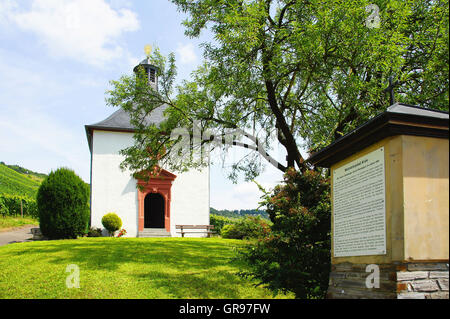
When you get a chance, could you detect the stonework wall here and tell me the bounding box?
[396,262,449,299]
[327,262,449,299]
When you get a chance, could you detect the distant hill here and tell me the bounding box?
[0,162,47,181]
[0,162,45,198]
[210,207,269,219]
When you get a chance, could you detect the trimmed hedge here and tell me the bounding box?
[101,213,122,236]
[37,168,89,239]
[0,194,38,218]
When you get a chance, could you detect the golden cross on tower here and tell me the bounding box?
[144,44,152,58]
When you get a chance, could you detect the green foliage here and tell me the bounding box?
[36,168,90,239]
[211,213,271,238]
[0,194,38,218]
[101,213,122,236]
[210,213,235,235]
[0,163,42,198]
[220,224,239,239]
[87,227,103,237]
[107,0,448,181]
[221,215,271,240]
[2,163,47,180]
[0,197,8,218]
[237,168,331,299]
[211,207,269,219]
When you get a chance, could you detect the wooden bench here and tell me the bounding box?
[176,225,215,238]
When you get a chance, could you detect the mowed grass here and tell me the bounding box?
[0,216,38,231]
[0,237,294,299]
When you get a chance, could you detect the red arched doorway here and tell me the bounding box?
[137,168,176,233]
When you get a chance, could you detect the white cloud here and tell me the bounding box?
[5,0,139,67]
[176,42,198,65]
[210,180,275,210]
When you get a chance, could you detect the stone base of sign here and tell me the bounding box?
[327,262,449,299]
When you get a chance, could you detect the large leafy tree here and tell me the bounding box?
[107,0,448,180]
[106,0,448,298]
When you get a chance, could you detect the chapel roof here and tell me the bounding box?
[85,104,168,152]
[87,104,167,131]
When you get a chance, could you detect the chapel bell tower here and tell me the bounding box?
[133,44,158,90]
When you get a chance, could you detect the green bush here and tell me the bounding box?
[221,215,270,240]
[36,168,89,239]
[237,168,331,299]
[101,213,122,236]
[87,227,103,237]
[210,214,234,235]
[220,224,240,239]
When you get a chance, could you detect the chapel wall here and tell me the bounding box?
[91,130,139,237]
[170,166,210,237]
[90,130,210,237]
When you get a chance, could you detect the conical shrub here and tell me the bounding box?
[37,168,89,239]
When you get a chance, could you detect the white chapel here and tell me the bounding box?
[85,57,210,237]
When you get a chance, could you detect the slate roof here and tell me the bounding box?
[307,103,449,167]
[85,104,168,152]
[133,58,159,73]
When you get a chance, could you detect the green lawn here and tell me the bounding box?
[0,237,294,299]
[0,216,38,231]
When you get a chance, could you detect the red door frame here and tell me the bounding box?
[137,169,177,232]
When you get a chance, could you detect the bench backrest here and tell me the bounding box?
[175,225,214,229]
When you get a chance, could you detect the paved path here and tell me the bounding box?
[0,226,34,246]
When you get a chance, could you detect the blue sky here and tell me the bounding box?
[0,0,285,210]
